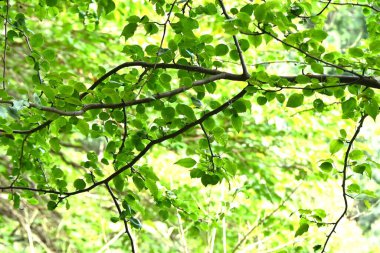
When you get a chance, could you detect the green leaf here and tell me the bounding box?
[49,137,60,152]
[47,201,57,210]
[254,4,267,22]
[286,94,304,108]
[349,150,364,161]
[369,40,380,53]
[319,161,333,172]
[146,179,158,198]
[110,217,119,223]
[348,47,364,57]
[132,176,145,190]
[329,139,344,154]
[257,96,267,105]
[76,119,90,136]
[295,223,309,237]
[201,174,220,186]
[311,62,324,74]
[175,158,196,168]
[176,104,196,120]
[313,99,324,112]
[58,85,74,96]
[353,163,369,175]
[276,94,285,103]
[121,23,138,40]
[231,114,243,133]
[341,97,357,117]
[28,198,39,205]
[232,100,247,113]
[113,175,125,192]
[52,167,64,178]
[13,193,20,209]
[30,34,44,48]
[215,44,229,56]
[102,0,116,14]
[161,107,175,121]
[365,99,379,120]
[73,179,86,190]
[310,30,328,41]
[347,183,360,194]
[130,217,142,229]
[46,0,58,7]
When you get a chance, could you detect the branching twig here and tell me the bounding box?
[0,14,43,84]
[321,115,367,253]
[1,84,249,198]
[136,0,177,98]
[217,0,249,77]
[232,184,300,252]
[255,26,362,77]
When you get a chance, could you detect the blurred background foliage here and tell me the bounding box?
[0,0,380,252]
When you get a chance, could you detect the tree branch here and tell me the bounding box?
[321,115,367,253]
[217,0,249,77]
[319,1,379,12]
[254,26,362,77]
[0,84,249,199]
[79,61,231,99]
[105,183,135,253]
[200,123,215,171]
[2,0,10,90]
[232,185,300,252]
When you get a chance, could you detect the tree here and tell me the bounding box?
[0,0,379,252]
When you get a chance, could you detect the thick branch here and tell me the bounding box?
[79,61,231,99]
[1,74,378,119]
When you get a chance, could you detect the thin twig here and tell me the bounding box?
[200,123,215,171]
[321,115,367,253]
[255,26,362,77]
[298,0,332,18]
[2,0,10,89]
[319,1,379,12]
[0,14,43,84]
[136,0,177,98]
[10,134,30,187]
[105,183,135,253]
[217,0,249,77]
[232,184,301,252]
[114,105,128,165]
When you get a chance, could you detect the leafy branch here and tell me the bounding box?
[319,1,380,12]
[105,183,135,253]
[321,115,367,253]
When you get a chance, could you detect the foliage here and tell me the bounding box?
[0,0,380,252]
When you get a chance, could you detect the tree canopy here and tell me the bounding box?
[1,0,380,252]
